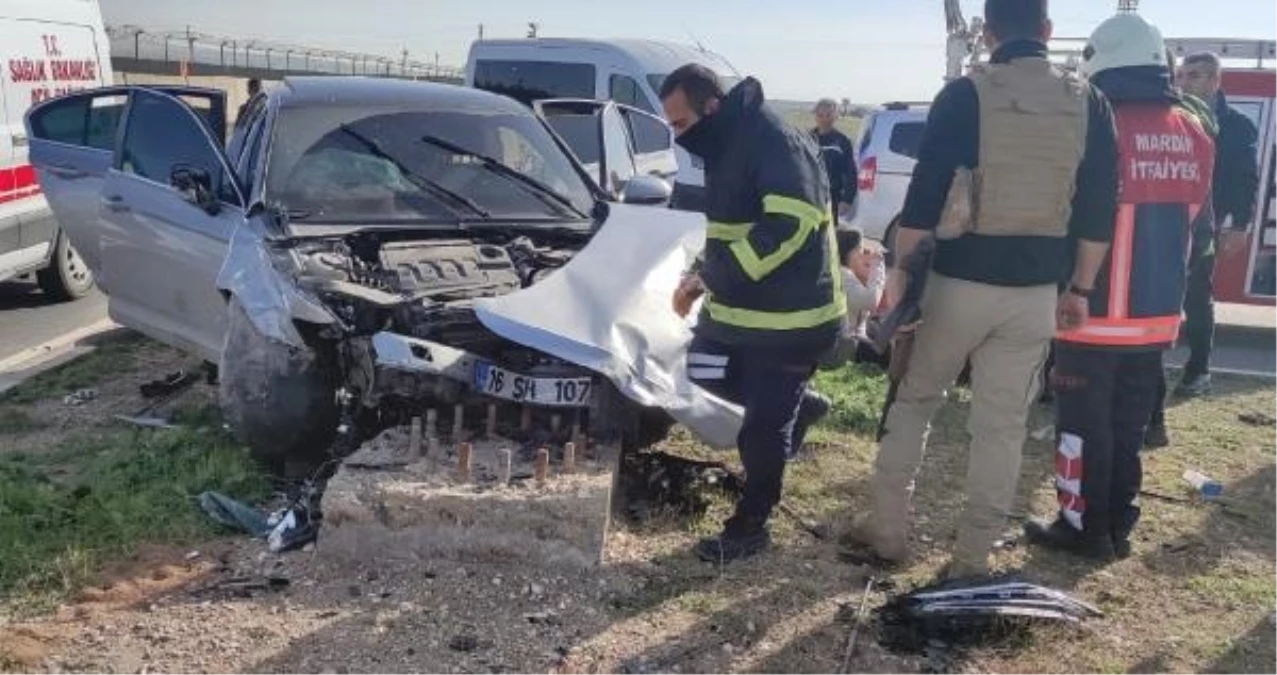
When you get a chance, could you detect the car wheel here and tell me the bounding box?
[37,234,94,301]
[218,298,338,469]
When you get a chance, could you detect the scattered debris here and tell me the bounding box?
[1238,411,1276,426]
[879,575,1101,658]
[1182,469,1224,500]
[1029,424,1055,442]
[63,388,97,406]
[139,370,198,399]
[190,575,290,599]
[184,551,201,561]
[839,577,875,674]
[198,491,271,536]
[448,634,480,652]
[113,414,177,430]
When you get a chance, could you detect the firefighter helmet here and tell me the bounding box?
[1080,12,1167,77]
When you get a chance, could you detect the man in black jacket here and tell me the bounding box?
[663,65,845,562]
[1144,51,1260,448]
[812,98,859,222]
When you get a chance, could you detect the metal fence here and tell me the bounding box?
[106,25,465,81]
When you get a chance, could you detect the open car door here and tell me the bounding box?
[27,86,241,360]
[535,98,674,205]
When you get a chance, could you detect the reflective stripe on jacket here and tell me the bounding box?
[676,78,844,348]
[1058,100,1215,348]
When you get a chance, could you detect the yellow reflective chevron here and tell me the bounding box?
[705,224,847,331]
[706,221,751,241]
[725,194,829,281]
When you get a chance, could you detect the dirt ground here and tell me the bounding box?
[1,337,1274,674]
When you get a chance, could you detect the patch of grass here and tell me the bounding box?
[1187,574,1276,608]
[676,590,728,616]
[1,334,146,404]
[811,363,890,434]
[0,408,45,435]
[0,421,268,614]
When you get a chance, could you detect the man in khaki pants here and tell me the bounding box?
[846,0,1119,579]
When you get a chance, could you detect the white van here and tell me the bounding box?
[465,38,741,212]
[1,0,113,299]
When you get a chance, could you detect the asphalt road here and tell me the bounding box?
[0,279,109,363]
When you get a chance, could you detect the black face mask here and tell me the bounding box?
[674,105,727,166]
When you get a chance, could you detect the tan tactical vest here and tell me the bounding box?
[936,57,1089,239]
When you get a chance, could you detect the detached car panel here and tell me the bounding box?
[25,77,740,463]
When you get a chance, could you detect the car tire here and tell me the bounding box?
[218,298,338,469]
[37,234,94,301]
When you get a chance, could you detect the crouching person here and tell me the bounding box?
[820,228,889,369]
[1024,12,1216,560]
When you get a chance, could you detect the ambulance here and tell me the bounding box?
[1,0,113,300]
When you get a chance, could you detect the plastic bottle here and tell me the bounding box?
[1182,469,1223,500]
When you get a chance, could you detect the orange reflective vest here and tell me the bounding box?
[1058,101,1215,348]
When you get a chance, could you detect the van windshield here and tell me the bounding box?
[647,72,742,96]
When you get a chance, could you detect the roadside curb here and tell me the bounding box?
[0,319,123,394]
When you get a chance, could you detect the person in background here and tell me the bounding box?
[663,65,844,562]
[1024,11,1215,559]
[812,98,859,223]
[845,0,1119,579]
[236,78,262,124]
[1144,50,1259,447]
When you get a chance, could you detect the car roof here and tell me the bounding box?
[272,76,529,113]
[470,38,738,76]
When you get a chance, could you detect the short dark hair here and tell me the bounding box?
[247,78,262,92]
[984,0,1048,42]
[836,228,864,262]
[658,63,724,111]
[1183,51,1222,74]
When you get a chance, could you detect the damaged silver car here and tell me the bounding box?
[25,78,711,467]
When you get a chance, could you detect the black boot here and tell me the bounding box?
[1023,517,1116,561]
[695,515,770,563]
[1143,420,1170,449]
[788,390,832,462]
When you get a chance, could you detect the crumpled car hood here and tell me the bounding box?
[473,203,744,449]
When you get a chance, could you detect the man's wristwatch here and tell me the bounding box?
[1067,283,1093,298]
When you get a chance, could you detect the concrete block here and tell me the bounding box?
[320,427,619,571]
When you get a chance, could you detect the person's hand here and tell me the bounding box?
[1056,291,1089,331]
[673,274,705,318]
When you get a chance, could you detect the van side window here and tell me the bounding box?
[608,75,655,114]
[473,61,595,107]
[888,122,925,160]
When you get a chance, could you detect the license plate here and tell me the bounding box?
[473,361,593,407]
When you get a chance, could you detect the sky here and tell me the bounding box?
[99,0,1277,102]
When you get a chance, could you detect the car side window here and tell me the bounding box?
[120,90,240,205]
[619,108,671,155]
[888,121,925,160]
[28,93,127,151]
[609,75,656,114]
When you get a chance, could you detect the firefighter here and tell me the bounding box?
[1024,12,1216,559]
[1145,49,1259,447]
[662,64,845,562]
[845,0,1120,579]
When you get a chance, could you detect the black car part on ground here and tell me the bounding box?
[878,574,1102,660]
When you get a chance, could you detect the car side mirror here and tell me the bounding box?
[171,165,221,216]
[620,174,673,206]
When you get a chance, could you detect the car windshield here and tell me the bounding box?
[264,105,595,223]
